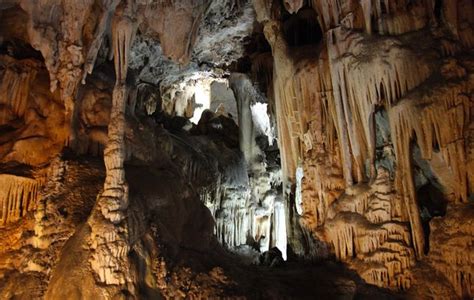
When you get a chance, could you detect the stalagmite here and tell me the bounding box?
[0,0,472,298]
[88,0,136,287]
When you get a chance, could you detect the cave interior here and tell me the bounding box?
[0,0,473,299]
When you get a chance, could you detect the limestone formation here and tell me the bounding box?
[0,0,472,299]
[0,174,42,225]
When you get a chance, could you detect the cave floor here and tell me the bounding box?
[226,261,401,299]
[0,156,420,299]
[173,246,402,299]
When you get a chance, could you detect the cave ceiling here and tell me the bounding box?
[0,0,473,299]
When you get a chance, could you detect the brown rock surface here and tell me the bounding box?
[0,0,472,298]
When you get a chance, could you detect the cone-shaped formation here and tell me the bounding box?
[0,0,472,298]
[254,0,474,294]
[0,174,42,225]
[88,0,136,286]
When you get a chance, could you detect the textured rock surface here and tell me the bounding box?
[253,0,474,296]
[0,0,473,298]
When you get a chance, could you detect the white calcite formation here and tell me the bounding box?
[198,73,287,259]
[0,0,472,298]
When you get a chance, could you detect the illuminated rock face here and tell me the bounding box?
[0,174,42,225]
[253,0,474,297]
[0,0,473,298]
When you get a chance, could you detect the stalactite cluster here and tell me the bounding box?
[428,204,474,297]
[254,0,474,295]
[0,55,38,124]
[0,174,42,225]
[0,0,472,298]
[323,167,415,289]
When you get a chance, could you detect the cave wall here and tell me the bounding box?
[253,0,473,296]
[0,1,286,297]
[0,0,472,298]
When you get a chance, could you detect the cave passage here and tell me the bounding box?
[417,182,447,254]
[0,0,472,299]
[282,7,323,47]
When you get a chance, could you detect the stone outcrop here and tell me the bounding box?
[0,0,473,298]
[253,0,474,296]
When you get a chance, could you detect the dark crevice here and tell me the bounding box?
[379,82,386,102]
[434,0,443,20]
[0,5,43,61]
[410,139,448,255]
[380,1,388,14]
[282,8,322,47]
[0,40,44,61]
[416,182,447,254]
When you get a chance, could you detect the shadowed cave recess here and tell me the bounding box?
[0,0,473,299]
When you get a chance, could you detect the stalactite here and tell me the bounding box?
[300,149,345,233]
[19,0,180,149]
[0,56,38,125]
[20,0,96,145]
[468,119,474,196]
[313,0,433,35]
[212,184,252,249]
[82,0,121,83]
[230,73,261,164]
[283,0,304,14]
[251,53,273,93]
[255,0,473,293]
[189,74,287,258]
[428,204,474,298]
[323,175,416,290]
[200,143,286,257]
[360,0,432,35]
[327,27,432,186]
[264,21,337,184]
[20,0,61,93]
[297,143,416,287]
[0,175,42,226]
[311,0,343,32]
[263,21,293,183]
[388,79,470,258]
